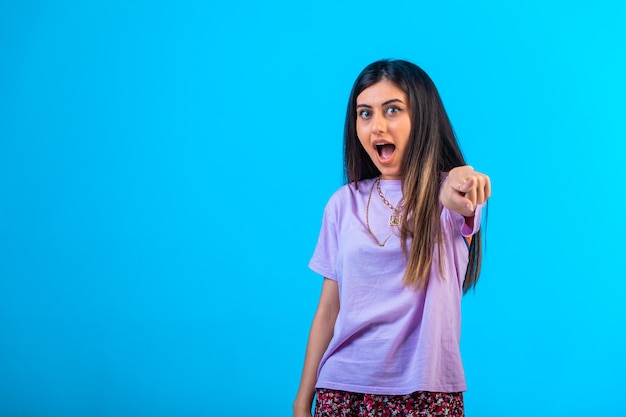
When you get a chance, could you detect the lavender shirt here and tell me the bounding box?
[309,178,482,395]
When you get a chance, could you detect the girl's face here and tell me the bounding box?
[356,79,411,180]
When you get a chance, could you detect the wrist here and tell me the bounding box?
[293,397,313,412]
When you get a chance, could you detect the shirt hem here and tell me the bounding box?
[315,381,467,395]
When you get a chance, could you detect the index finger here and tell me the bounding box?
[457,178,474,193]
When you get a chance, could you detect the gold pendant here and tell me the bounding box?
[389,213,400,226]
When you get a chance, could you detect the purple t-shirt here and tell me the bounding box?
[309,178,482,395]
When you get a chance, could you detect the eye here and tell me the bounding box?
[358,109,371,118]
[386,106,402,115]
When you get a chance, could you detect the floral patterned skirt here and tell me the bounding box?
[314,388,464,417]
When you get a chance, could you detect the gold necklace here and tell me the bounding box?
[376,178,402,226]
[366,179,390,246]
[366,177,401,247]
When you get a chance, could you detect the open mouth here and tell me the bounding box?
[375,143,396,160]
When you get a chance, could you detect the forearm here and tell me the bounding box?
[293,309,337,414]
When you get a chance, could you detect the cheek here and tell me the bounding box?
[355,121,366,137]
[356,125,368,146]
[395,119,412,143]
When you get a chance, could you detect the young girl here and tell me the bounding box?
[293,59,491,417]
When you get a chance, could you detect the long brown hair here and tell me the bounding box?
[344,59,482,293]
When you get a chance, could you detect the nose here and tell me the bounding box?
[371,112,386,134]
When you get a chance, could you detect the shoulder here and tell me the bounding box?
[326,178,376,207]
[319,179,376,223]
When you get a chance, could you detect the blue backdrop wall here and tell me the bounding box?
[1,1,624,416]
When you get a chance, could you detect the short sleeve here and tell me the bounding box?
[308,197,339,281]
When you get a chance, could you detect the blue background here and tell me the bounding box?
[1,1,624,416]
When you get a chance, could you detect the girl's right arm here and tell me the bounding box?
[293,278,340,417]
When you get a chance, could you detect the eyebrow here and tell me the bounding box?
[356,98,405,108]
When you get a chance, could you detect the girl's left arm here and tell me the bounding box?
[440,165,491,227]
